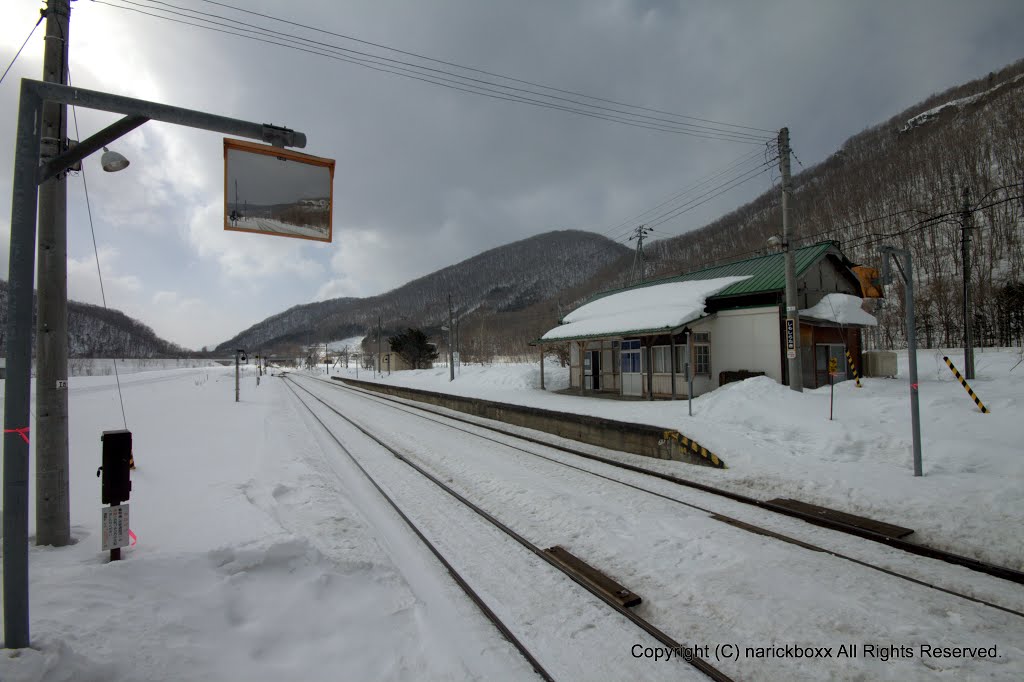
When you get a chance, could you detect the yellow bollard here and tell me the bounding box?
[845,350,862,388]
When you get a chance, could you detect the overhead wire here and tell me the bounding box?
[68,70,129,430]
[91,0,774,143]
[594,146,772,238]
[191,0,778,134]
[0,12,44,87]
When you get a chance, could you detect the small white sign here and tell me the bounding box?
[787,349,797,359]
[453,352,460,363]
[102,504,129,551]
[56,379,68,389]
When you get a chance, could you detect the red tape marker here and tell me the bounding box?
[4,427,30,443]
[128,529,137,546]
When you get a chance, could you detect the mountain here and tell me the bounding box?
[227,58,1024,359]
[0,280,187,358]
[215,230,630,353]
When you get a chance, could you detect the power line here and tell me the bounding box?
[92,0,774,143]
[0,12,44,87]
[192,0,777,134]
[594,146,772,238]
[645,163,775,230]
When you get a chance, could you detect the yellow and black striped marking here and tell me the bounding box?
[844,350,862,388]
[942,356,990,413]
[662,430,727,468]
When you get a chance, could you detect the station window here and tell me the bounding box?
[693,333,711,376]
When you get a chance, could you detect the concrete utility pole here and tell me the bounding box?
[961,187,976,380]
[779,127,803,392]
[628,224,652,285]
[36,0,72,549]
[448,293,455,381]
[377,316,382,377]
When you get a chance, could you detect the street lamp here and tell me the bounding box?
[100,146,129,172]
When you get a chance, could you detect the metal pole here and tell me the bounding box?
[779,127,803,391]
[377,316,382,377]
[35,0,72,550]
[448,294,455,382]
[235,351,240,402]
[539,345,545,390]
[686,360,693,417]
[903,251,923,476]
[880,246,923,476]
[669,333,677,400]
[646,342,653,401]
[961,187,975,379]
[3,80,44,652]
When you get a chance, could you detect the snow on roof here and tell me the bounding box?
[800,293,877,326]
[541,276,750,341]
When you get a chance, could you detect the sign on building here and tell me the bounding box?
[786,319,796,359]
[224,138,336,243]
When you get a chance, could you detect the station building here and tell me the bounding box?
[537,241,878,399]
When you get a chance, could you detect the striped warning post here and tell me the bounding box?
[844,350,862,388]
[662,430,727,468]
[942,356,990,413]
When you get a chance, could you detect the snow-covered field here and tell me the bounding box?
[0,349,1021,680]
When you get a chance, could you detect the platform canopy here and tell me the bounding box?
[540,276,750,342]
[800,293,877,326]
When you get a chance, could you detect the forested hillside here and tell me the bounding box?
[216,230,630,353]
[645,59,1024,352]
[0,280,187,358]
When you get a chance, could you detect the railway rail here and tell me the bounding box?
[293,372,1024,620]
[283,376,733,681]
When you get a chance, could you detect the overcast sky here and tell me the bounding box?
[2,0,1023,349]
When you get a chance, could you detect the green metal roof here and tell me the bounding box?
[590,241,840,304]
[659,241,838,297]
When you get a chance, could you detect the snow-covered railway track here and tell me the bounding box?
[283,373,1024,680]
[283,376,730,682]
[299,374,1024,621]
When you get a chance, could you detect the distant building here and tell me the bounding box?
[537,241,878,398]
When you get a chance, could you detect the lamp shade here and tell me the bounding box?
[100,147,129,172]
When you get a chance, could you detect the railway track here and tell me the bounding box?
[294,372,1024,620]
[283,376,732,681]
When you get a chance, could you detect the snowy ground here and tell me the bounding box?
[337,348,1024,569]
[0,349,1021,680]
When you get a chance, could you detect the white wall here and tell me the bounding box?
[710,307,782,388]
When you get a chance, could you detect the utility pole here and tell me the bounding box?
[324,342,328,375]
[377,316,382,377]
[628,225,652,285]
[36,0,73,548]
[779,127,803,392]
[961,187,976,379]
[448,293,455,381]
